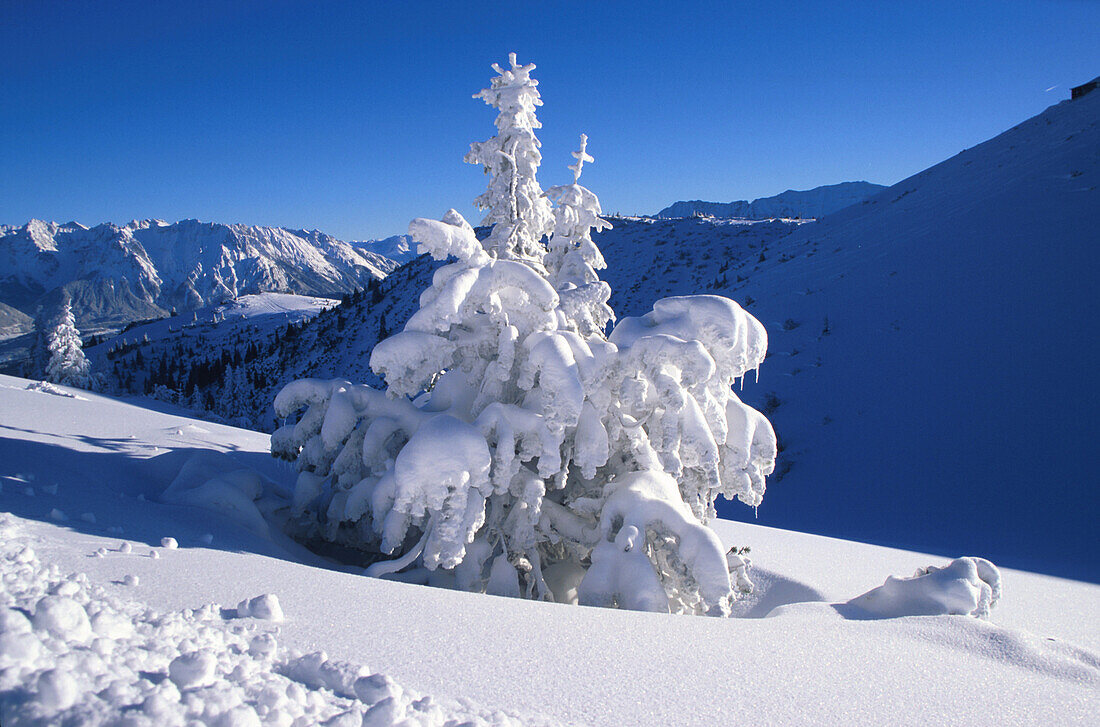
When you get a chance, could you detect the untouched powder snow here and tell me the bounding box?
[1,374,1098,725]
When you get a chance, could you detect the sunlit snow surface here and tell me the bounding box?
[1,375,1097,725]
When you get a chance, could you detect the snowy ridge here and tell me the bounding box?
[0,219,399,333]
[655,181,886,220]
[350,234,418,265]
[1,375,1097,725]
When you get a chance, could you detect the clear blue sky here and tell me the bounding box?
[2,0,1097,240]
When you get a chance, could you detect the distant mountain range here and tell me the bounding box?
[655,181,887,220]
[349,234,418,265]
[0,219,398,334]
[0,184,884,340]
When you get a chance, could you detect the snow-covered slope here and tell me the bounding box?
[276,92,1097,583]
[594,216,804,314]
[1,375,1097,726]
[656,181,886,220]
[47,96,1097,586]
[719,92,1100,581]
[91,292,340,355]
[80,292,339,425]
[0,219,398,333]
[0,302,32,339]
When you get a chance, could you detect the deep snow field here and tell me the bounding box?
[1,374,1097,725]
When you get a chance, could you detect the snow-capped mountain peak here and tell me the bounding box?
[0,219,401,333]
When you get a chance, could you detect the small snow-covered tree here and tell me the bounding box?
[43,296,91,388]
[543,133,614,337]
[273,56,778,616]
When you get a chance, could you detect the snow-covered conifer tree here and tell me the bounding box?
[43,296,91,389]
[464,52,554,263]
[273,56,778,616]
[221,365,238,414]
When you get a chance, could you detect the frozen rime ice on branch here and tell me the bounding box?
[272,55,778,615]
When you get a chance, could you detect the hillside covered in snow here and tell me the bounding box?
[157,90,1095,584]
[1,375,1097,725]
[655,181,886,220]
[719,89,1100,582]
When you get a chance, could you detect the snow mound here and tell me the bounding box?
[844,557,1003,619]
[23,380,82,399]
[237,593,285,622]
[162,452,271,537]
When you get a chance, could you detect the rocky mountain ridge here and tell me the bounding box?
[0,218,398,334]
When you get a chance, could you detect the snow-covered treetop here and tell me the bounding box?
[464,53,554,263]
[568,133,594,184]
[544,135,614,336]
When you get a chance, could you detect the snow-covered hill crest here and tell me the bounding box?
[656,181,886,220]
[0,219,399,332]
[349,234,418,265]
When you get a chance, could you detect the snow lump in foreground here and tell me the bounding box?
[845,556,1003,619]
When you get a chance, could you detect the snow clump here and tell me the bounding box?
[33,595,92,642]
[237,594,285,622]
[846,557,1003,619]
[168,650,217,689]
[23,380,78,398]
